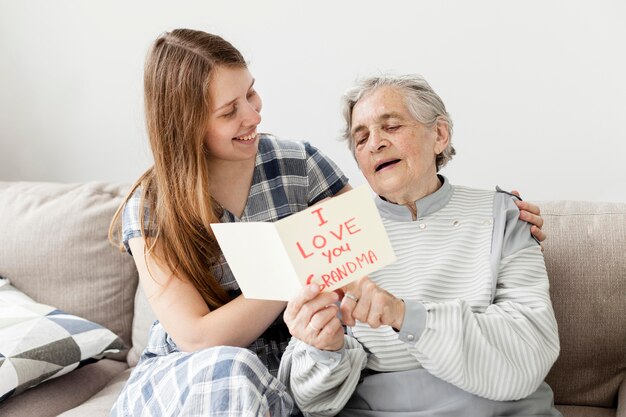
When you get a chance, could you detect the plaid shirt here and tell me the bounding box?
[121,134,348,376]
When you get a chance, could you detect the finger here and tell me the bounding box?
[310,304,339,331]
[368,289,397,328]
[352,281,375,324]
[531,225,547,243]
[510,190,521,198]
[287,285,338,324]
[519,210,544,230]
[321,317,345,345]
[317,317,345,351]
[307,322,321,333]
[350,299,370,325]
[338,279,366,326]
[284,284,321,321]
[366,293,385,328]
[290,292,338,341]
[340,293,358,326]
[343,291,359,303]
[308,305,338,335]
[381,298,404,330]
[295,291,339,329]
[380,303,397,329]
[321,317,344,339]
[516,199,541,216]
[306,305,343,351]
[340,281,360,299]
[334,288,345,300]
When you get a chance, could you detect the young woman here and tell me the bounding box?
[109,29,546,417]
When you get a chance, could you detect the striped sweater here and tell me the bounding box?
[278,177,560,416]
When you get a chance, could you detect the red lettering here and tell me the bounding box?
[321,273,333,287]
[345,218,361,235]
[296,241,314,259]
[329,224,344,240]
[306,274,315,285]
[311,207,328,226]
[336,264,348,280]
[312,235,327,249]
[355,253,369,268]
[367,250,378,263]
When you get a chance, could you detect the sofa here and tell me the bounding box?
[0,181,624,417]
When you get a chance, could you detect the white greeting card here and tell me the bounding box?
[211,185,396,300]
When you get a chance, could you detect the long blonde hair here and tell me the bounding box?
[109,29,247,310]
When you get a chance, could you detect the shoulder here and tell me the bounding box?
[492,187,539,257]
[121,186,153,254]
[452,184,496,201]
[444,183,496,217]
[122,186,144,225]
[258,134,333,160]
[493,187,523,218]
[257,134,310,159]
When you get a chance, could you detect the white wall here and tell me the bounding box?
[1,0,625,202]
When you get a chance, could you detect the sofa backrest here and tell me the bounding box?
[3,181,622,405]
[540,200,626,408]
[0,181,139,350]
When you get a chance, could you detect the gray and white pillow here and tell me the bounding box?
[0,278,125,401]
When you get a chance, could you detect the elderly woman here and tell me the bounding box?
[279,74,561,417]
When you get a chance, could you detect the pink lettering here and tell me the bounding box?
[297,241,314,259]
[311,207,328,226]
[345,217,361,235]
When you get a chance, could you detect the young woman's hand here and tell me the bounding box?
[511,190,547,244]
[284,285,345,351]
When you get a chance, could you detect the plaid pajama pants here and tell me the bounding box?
[110,325,295,417]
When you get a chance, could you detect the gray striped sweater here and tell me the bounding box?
[278,177,560,416]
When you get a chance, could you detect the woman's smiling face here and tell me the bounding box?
[204,65,263,164]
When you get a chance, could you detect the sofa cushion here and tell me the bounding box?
[0,279,125,401]
[0,359,128,417]
[57,367,132,417]
[541,201,626,409]
[0,182,139,348]
[555,405,616,417]
[126,285,156,368]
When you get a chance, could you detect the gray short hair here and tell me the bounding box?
[341,74,456,171]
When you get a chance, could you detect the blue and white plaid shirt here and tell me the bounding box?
[121,134,348,376]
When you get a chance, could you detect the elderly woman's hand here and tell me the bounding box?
[284,284,345,351]
[510,190,546,244]
[339,276,405,329]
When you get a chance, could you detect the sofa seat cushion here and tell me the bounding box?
[58,368,132,417]
[556,404,616,417]
[0,359,128,417]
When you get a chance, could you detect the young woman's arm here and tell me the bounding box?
[129,237,286,352]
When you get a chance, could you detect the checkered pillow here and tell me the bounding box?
[0,278,125,401]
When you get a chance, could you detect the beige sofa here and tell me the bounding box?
[0,181,624,417]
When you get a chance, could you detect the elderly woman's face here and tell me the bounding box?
[351,86,448,204]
